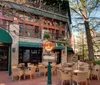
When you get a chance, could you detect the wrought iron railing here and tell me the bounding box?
[19,29,41,39]
[49,33,65,41]
[5,0,68,16]
[0,24,10,31]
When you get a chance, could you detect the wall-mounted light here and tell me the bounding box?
[12,48,16,52]
[0,42,4,46]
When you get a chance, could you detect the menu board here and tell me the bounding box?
[23,49,30,62]
[42,52,56,62]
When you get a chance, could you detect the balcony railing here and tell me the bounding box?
[3,0,67,16]
[40,5,67,16]
[19,29,41,39]
[0,24,10,32]
[49,33,65,41]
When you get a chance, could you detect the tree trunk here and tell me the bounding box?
[84,20,94,60]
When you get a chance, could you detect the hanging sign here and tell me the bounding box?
[42,41,56,62]
[42,41,55,52]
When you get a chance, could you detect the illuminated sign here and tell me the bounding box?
[42,41,55,52]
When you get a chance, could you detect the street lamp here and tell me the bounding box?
[42,41,56,85]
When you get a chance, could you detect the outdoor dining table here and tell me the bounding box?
[64,69,88,85]
[19,66,31,70]
[73,70,88,73]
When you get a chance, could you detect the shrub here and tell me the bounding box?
[43,33,50,39]
[94,60,100,65]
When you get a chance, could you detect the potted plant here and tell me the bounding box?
[57,42,63,46]
[43,32,50,40]
[94,60,100,65]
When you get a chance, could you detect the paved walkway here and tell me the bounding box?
[0,72,100,85]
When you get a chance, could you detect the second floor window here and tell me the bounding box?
[19,24,41,38]
[34,26,39,38]
[19,24,24,36]
[62,31,65,37]
[56,30,59,40]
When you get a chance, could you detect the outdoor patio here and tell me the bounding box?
[0,72,100,85]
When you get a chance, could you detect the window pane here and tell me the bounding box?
[56,30,59,40]
[29,26,33,37]
[19,24,24,36]
[23,49,30,62]
[34,26,39,38]
[25,25,28,37]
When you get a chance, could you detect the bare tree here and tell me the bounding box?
[69,0,100,60]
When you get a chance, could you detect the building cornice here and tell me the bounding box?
[0,1,69,22]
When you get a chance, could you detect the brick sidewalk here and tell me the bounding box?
[0,72,100,85]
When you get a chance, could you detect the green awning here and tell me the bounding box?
[67,47,74,53]
[19,41,64,50]
[0,29,12,44]
[55,46,64,50]
[19,41,42,48]
[67,47,73,51]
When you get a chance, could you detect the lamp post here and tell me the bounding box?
[42,41,55,85]
[47,61,52,85]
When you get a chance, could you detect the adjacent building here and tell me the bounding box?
[92,32,100,59]
[0,0,73,75]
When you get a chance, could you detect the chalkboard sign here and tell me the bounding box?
[23,49,30,62]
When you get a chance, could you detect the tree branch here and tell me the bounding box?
[70,7,82,16]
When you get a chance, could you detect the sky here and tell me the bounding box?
[71,3,100,36]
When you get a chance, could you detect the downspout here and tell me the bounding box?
[8,45,12,76]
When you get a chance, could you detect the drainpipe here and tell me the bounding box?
[8,45,12,76]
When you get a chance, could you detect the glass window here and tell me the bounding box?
[19,24,24,36]
[19,24,40,38]
[2,20,10,30]
[0,46,8,71]
[25,25,28,37]
[29,26,33,37]
[62,31,65,36]
[66,22,71,38]
[30,49,42,63]
[19,48,23,63]
[56,30,59,40]
[23,49,30,62]
[25,25,31,37]
[34,26,39,38]
[19,48,42,64]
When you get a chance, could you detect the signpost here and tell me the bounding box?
[42,41,55,85]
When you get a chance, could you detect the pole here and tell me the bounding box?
[8,45,12,76]
[47,62,52,85]
[82,28,84,60]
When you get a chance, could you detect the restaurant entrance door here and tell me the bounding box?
[0,46,9,71]
[53,49,61,64]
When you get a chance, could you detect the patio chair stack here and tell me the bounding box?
[24,65,37,79]
[52,65,57,75]
[12,65,24,81]
[38,65,47,77]
[72,71,88,85]
[91,65,100,81]
[56,62,91,85]
[57,69,71,85]
[17,63,25,68]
